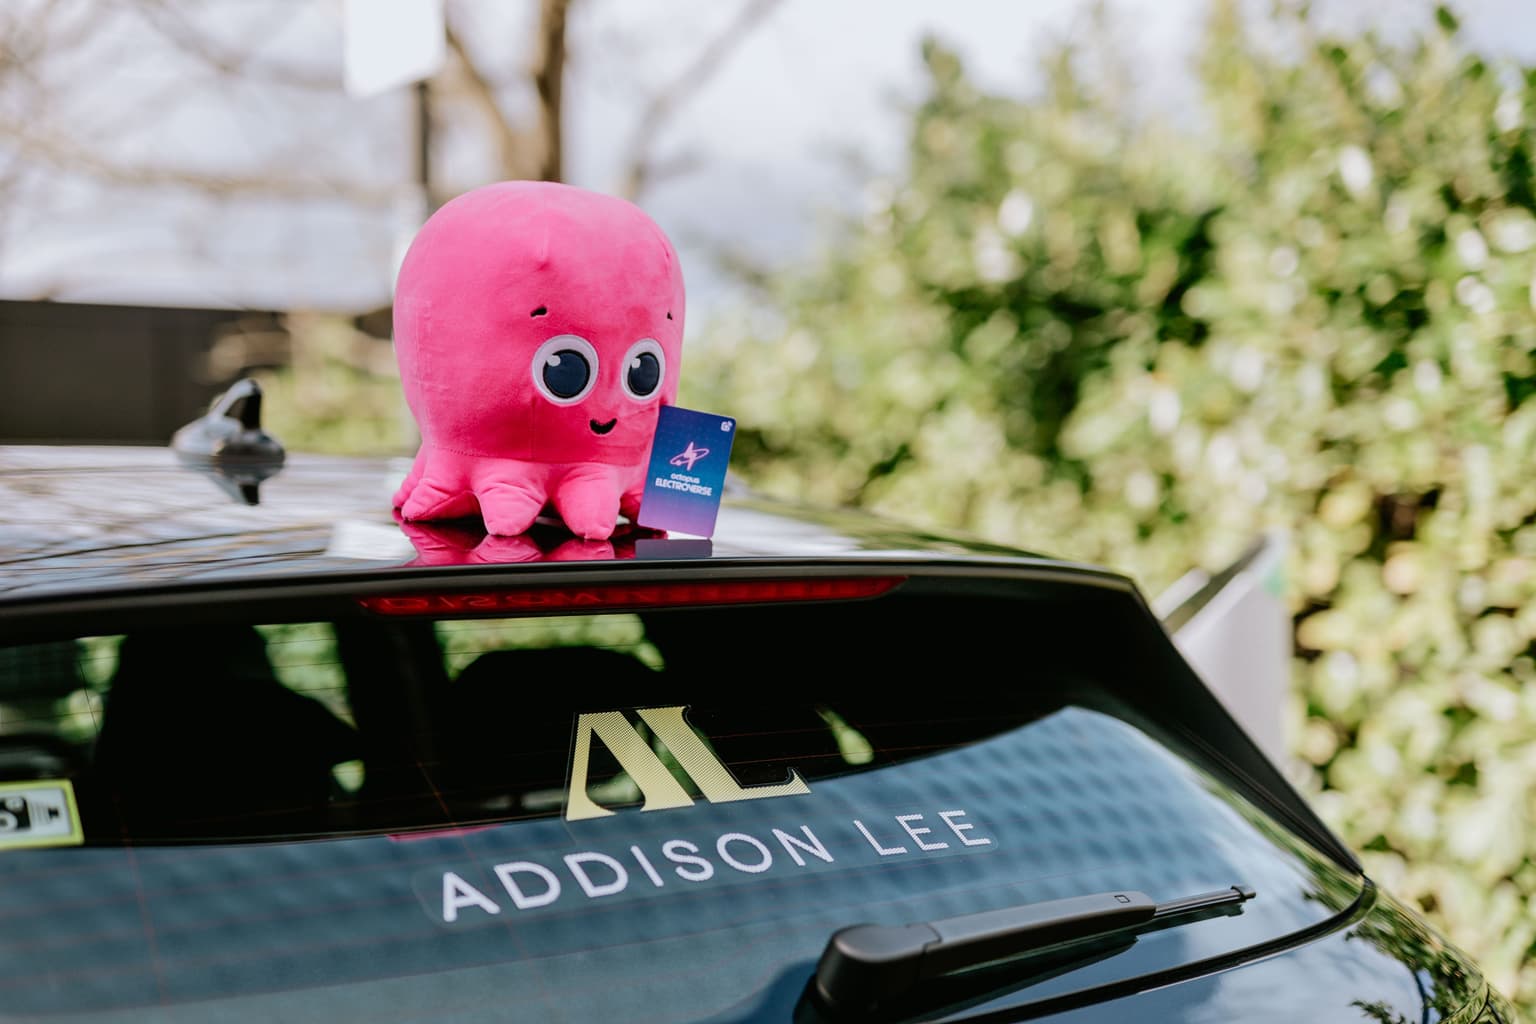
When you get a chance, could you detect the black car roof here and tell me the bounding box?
[0,445,1121,605]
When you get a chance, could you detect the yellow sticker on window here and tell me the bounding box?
[564,706,810,821]
[0,779,83,851]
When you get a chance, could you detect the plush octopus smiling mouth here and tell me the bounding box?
[390,180,685,541]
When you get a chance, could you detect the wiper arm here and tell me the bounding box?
[812,884,1254,1017]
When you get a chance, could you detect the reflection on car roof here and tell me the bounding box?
[0,445,1094,602]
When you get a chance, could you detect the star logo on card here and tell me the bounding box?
[669,442,710,472]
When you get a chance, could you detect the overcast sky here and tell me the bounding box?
[1,0,1533,320]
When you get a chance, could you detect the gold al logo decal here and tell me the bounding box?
[565,706,810,821]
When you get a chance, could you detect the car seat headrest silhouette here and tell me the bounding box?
[92,626,359,837]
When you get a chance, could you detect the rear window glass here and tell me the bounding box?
[0,593,1360,1022]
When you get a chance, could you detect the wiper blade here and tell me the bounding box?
[811,884,1254,1017]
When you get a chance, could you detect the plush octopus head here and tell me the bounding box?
[391,181,685,540]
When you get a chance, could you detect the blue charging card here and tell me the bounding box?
[636,406,735,537]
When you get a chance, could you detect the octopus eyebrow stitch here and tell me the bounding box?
[531,306,548,317]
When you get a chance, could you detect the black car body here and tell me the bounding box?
[0,442,1517,1023]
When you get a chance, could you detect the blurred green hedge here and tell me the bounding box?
[686,1,1536,1007]
[253,314,413,458]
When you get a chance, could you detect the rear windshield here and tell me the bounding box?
[0,587,1360,1022]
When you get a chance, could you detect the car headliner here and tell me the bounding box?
[0,445,1119,604]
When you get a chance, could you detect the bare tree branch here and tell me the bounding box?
[618,0,783,199]
[5,0,100,62]
[0,119,398,205]
[444,20,533,181]
[704,241,777,296]
[529,0,571,182]
[444,0,571,183]
[643,147,705,185]
[133,0,344,92]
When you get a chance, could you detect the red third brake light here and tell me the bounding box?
[358,577,905,616]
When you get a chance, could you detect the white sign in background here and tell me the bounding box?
[343,0,446,99]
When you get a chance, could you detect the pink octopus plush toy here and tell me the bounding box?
[392,180,685,540]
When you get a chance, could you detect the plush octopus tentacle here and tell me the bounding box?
[550,463,628,541]
[618,479,646,523]
[398,450,480,522]
[470,461,552,538]
[392,448,429,510]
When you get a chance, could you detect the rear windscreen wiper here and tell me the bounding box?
[811,884,1254,1018]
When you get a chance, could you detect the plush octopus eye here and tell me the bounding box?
[621,338,665,401]
[531,335,599,404]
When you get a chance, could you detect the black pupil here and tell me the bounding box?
[628,352,661,396]
[542,350,590,399]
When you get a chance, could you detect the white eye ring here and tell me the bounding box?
[530,334,599,405]
[620,338,666,402]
